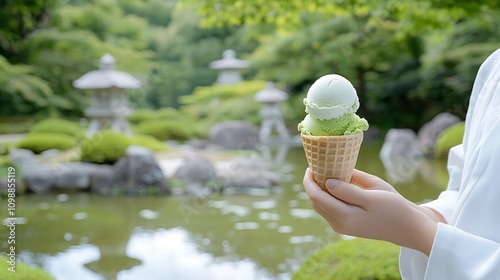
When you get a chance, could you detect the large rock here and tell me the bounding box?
[53,162,114,191]
[219,156,282,189]
[89,166,115,195]
[172,153,220,197]
[173,154,217,183]
[21,164,56,194]
[379,129,422,183]
[9,149,54,194]
[209,121,260,150]
[22,162,112,194]
[418,112,461,157]
[113,145,169,195]
[52,163,91,190]
[8,147,169,195]
[9,148,36,169]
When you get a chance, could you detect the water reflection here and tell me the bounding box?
[40,245,102,279]
[39,229,279,280]
[121,228,278,280]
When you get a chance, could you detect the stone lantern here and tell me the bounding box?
[209,49,249,84]
[254,82,290,143]
[73,54,141,136]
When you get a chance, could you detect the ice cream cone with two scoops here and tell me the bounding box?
[298,74,368,191]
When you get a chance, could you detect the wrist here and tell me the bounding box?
[410,203,447,224]
[411,209,438,256]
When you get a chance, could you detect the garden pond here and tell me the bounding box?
[0,140,448,280]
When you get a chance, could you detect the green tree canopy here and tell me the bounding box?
[181,0,499,129]
[0,0,59,61]
[186,0,499,33]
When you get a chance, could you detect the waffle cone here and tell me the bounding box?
[301,133,363,191]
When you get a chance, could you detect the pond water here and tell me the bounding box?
[0,139,448,280]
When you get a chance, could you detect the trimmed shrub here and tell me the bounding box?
[30,118,84,138]
[135,120,193,141]
[0,255,54,280]
[434,121,465,159]
[129,134,167,151]
[127,108,158,125]
[180,81,265,126]
[17,133,76,154]
[179,80,279,136]
[80,130,129,164]
[293,238,401,280]
[0,142,10,155]
[0,155,10,166]
[155,107,182,120]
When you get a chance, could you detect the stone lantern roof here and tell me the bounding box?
[73,54,141,89]
[209,49,249,70]
[254,82,288,103]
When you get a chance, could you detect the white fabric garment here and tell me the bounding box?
[399,48,500,279]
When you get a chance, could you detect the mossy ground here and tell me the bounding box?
[293,238,401,280]
[0,255,54,280]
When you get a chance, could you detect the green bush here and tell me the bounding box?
[0,255,54,280]
[17,133,76,154]
[30,118,84,138]
[0,142,11,155]
[293,238,401,280]
[129,134,167,151]
[155,107,182,120]
[80,130,130,164]
[434,121,465,159]
[135,120,194,141]
[127,108,158,125]
[128,107,203,140]
[179,80,267,129]
[0,155,11,166]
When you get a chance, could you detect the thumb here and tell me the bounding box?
[325,178,367,206]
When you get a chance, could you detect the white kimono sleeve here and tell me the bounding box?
[425,223,500,279]
[400,48,500,280]
[398,145,464,280]
[425,116,500,279]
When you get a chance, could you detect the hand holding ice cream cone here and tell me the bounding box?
[298,74,368,190]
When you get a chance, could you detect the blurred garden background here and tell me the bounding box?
[0,0,499,279]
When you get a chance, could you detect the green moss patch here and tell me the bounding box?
[135,120,193,141]
[80,130,129,164]
[0,255,54,280]
[127,108,158,125]
[129,134,167,151]
[30,118,84,139]
[293,238,401,280]
[17,133,76,154]
[434,121,465,159]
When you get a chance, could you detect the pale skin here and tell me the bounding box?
[303,168,447,256]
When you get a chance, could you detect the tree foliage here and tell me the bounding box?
[0,55,53,114]
[0,0,59,60]
[182,0,500,129]
[188,0,499,33]
[1,0,499,131]
[145,7,259,108]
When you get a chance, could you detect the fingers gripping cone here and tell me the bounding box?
[301,133,363,191]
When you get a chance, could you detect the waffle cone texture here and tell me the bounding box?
[301,133,363,191]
